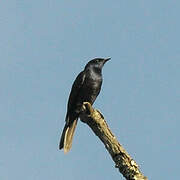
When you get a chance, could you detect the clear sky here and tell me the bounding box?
[0,1,180,179]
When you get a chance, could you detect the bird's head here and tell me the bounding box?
[84,58,111,72]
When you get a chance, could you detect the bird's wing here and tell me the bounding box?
[60,71,85,153]
[67,70,86,113]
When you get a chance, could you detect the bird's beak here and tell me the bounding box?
[104,58,111,63]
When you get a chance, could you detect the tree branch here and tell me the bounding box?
[79,102,148,180]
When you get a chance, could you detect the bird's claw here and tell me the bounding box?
[82,102,93,116]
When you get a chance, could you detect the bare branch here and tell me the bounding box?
[80,102,148,180]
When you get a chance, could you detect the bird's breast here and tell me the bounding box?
[79,75,102,104]
[85,75,102,89]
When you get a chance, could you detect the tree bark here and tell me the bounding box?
[80,102,148,180]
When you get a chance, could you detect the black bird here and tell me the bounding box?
[59,58,110,153]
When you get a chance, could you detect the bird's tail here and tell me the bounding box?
[59,118,78,153]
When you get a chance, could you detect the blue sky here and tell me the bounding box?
[0,0,180,179]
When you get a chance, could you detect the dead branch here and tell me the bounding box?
[79,102,148,180]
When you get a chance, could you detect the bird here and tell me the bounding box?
[59,57,110,153]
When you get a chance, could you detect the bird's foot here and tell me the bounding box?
[82,102,94,116]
